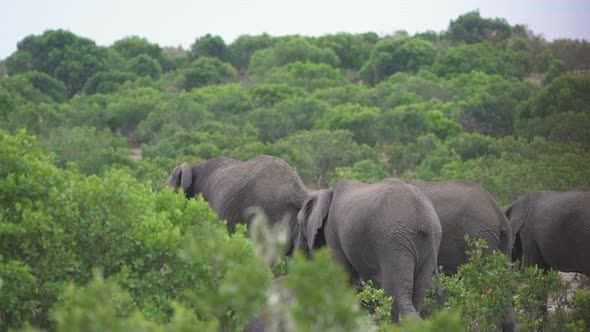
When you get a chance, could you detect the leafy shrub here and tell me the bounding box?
[328,159,390,186]
[0,130,270,330]
[283,250,364,331]
[358,280,393,324]
[41,126,133,175]
[446,237,517,331]
[514,267,564,331]
[181,57,237,90]
[570,289,590,330]
[82,71,138,95]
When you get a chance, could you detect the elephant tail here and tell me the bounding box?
[433,242,445,308]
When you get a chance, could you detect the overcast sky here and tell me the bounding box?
[1,0,589,59]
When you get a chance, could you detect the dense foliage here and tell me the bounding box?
[1,10,589,331]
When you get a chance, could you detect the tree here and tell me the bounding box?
[317,103,381,146]
[445,132,498,161]
[0,73,66,135]
[82,71,139,95]
[543,59,566,85]
[438,136,590,207]
[245,107,296,143]
[245,96,326,143]
[448,11,512,45]
[111,36,174,71]
[359,37,438,85]
[189,34,228,61]
[248,83,306,107]
[517,74,590,120]
[369,70,456,110]
[374,101,460,145]
[433,42,527,79]
[549,39,590,71]
[314,33,376,71]
[328,159,390,186]
[41,126,133,175]
[227,33,275,72]
[181,57,237,90]
[2,71,67,104]
[248,37,340,76]
[273,129,371,187]
[5,30,111,96]
[262,62,347,92]
[187,83,253,121]
[126,54,162,78]
[450,71,537,137]
[101,87,164,137]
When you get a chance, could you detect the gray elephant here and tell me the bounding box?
[403,180,512,275]
[404,179,515,331]
[166,155,308,247]
[296,179,443,323]
[507,188,590,276]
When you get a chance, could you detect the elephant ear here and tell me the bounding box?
[505,192,533,247]
[297,189,333,251]
[166,162,193,197]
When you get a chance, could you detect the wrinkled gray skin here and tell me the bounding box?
[507,188,590,276]
[296,179,443,323]
[404,179,515,332]
[166,156,308,249]
[403,180,513,275]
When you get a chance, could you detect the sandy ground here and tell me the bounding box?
[547,272,590,312]
[130,147,142,160]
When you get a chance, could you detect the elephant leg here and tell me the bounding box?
[501,304,516,332]
[412,262,433,314]
[522,239,551,314]
[381,262,420,324]
[327,239,359,283]
[521,237,549,270]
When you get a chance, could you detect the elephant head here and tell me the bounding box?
[166,162,194,198]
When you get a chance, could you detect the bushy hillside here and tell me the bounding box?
[1,10,589,331]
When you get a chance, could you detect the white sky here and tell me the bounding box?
[1,0,589,59]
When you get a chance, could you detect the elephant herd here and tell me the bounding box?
[166,155,590,331]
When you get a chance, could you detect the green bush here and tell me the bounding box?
[570,289,590,329]
[40,126,133,175]
[283,250,364,331]
[515,267,566,331]
[328,159,390,186]
[446,237,517,331]
[358,280,393,324]
[0,130,270,331]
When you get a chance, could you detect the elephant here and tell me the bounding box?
[166,155,308,250]
[296,179,443,323]
[403,179,515,331]
[506,188,590,276]
[402,179,512,275]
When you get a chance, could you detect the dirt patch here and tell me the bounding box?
[304,187,319,195]
[130,147,142,161]
[547,272,590,312]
